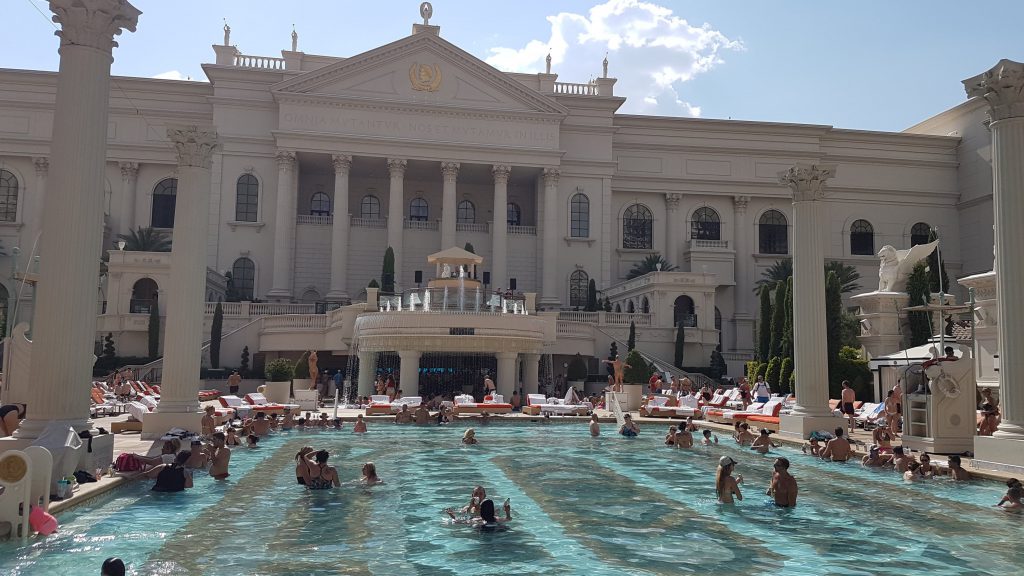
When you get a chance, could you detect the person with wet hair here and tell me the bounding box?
[148,450,193,492]
[101,557,126,576]
[767,457,797,507]
[750,428,779,454]
[303,450,339,489]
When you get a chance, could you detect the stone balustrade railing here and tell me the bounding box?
[233,54,285,69]
[691,239,729,249]
[508,225,537,235]
[555,311,654,326]
[297,214,332,225]
[553,82,598,95]
[456,222,489,233]
[351,217,387,229]
[404,219,439,230]
[204,302,317,316]
[261,314,329,330]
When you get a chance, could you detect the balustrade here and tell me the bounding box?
[404,219,439,231]
[297,214,332,225]
[508,225,537,235]
[233,54,285,69]
[456,222,489,233]
[351,217,387,229]
[553,82,598,95]
[261,314,328,330]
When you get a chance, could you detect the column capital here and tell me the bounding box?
[492,164,511,183]
[387,157,408,176]
[542,167,560,186]
[733,195,749,212]
[167,126,219,169]
[964,59,1024,122]
[49,0,141,53]
[441,161,460,181]
[331,154,352,175]
[118,160,138,180]
[495,351,518,360]
[33,157,50,177]
[778,164,836,202]
[276,150,296,170]
[665,193,682,211]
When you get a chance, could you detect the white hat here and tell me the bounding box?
[719,456,737,467]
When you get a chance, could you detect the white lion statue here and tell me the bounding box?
[876,240,939,292]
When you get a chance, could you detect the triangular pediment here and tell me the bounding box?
[273,33,567,117]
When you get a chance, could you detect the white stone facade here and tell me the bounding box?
[0,17,985,373]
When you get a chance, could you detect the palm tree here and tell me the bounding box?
[117,226,171,252]
[626,253,676,279]
[755,258,860,295]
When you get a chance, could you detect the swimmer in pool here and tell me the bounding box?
[361,462,383,485]
[701,429,718,446]
[767,457,797,507]
[665,425,678,446]
[446,498,512,529]
[676,426,694,448]
[619,414,639,437]
[353,414,367,433]
[589,414,600,437]
[995,479,1022,512]
[715,456,743,504]
[750,429,779,454]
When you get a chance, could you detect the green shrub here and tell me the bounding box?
[779,357,794,394]
[830,346,872,399]
[765,356,781,390]
[567,354,589,381]
[265,358,294,382]
[623,349,649,384]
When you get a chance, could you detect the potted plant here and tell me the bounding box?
[264,358,294,404]
[567,354,588,393]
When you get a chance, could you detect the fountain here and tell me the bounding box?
[458,265,466,311]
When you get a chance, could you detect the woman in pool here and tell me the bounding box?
[872,426,894,454]
[917,453,937,478]
[589,414,600,437]
[353,414,367,433]
[619,414,639,437]
[361,462,383,485]
[225,427,241,446]
[446,498,512,530]
[995,479,1022,512]
[734,423,756,446]
[664,425,678,446]
[701,429,718,445]
[462,428,479,444]
[303,450,340,490]
[715,456,743,504]
[750,428,779,454]
[295,446,314,485]
[682,417,698,433]
[148,450,193,493]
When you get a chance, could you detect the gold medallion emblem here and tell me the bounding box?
[409,63,442,92]
[0,454,27,484]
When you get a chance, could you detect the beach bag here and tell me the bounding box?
[115,452,143,472]
[29,506,59,535]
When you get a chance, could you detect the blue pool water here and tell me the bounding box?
[0,422,1018,575]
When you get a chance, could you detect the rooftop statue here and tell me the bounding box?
[420,2,432,25]
[876,240,939,292]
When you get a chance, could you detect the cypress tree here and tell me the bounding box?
[781,277,794,360]
[907,262,933,346]
[765,356,781,390]
[674,321,686,369]
[210,301,224,369]
[607,341,618,377]
[147,302,160,359]
[925,228,949,294]
[757,287,772,361]
[381,247,395,294]
[825,271,843,384]
[240,345,251,376]
[603,297,612,312]
[779,357,794,395]
[586,279,598,312]
[102,332,116,361]
[769,282,786,359]
[627,321,636,352]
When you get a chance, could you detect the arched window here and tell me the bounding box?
[231,257,256,301]
[151,178,177,228]
[409,197,428,221]
[569,270,589,307]
[360,195,380,219]
[641,296,650,314]
[507,202,521,227]
[911,222,931,246]
[758,210,788,254]
[301,288,321,303]
[622,203,653,249]
[570,193,589,238]
[130,278,159,314]
[0,170,18,223]
[674,295,695,327]
[850,219,874,255]
[457,200,475,223]
[626,300,635,313]
[691,207,721,241]
[310,191,330,216]
[235,174,259,222]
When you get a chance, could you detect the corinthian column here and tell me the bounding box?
[143,126,219,438]
[440,161,459,248]
[387,158,406,289]
[664,193,681,269]
[491,164,511,290]
[733,195,754,352]
[267,150,296,300]
[118,161,138,234]
[29,157,48,241]
[541,167,560,306]
[777,164,844,439]
[326,154,352,303]
[14,0,140,440]
[965,61,1024,456]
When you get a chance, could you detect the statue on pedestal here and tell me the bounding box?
[307,351,319,390]
[876,240,939,292]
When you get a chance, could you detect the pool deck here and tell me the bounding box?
[54,402,1016,516]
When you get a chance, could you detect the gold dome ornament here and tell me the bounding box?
[0,454,27,484]
[410,63,442,92]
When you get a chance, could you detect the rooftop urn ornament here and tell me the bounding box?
[875,240,939,293]
[223,21,230,46]
[291,25,298,51]
[420,1,433,25]
[603,53,609,78]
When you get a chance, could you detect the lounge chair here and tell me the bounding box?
[243,392,298,415]
[90,388,124,417]
[520,390,590,416]
[641,395,701,418]
[198,389,221,401]
[365,395,393,416]
[217,395,254,419]
[742,400,787,429]
[453,394,512,415]
[0,450,32,540]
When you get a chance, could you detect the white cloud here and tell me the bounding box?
[151,70,189,81]
[485,0,741,117]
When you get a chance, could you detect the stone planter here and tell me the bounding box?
[264,381,291,404]
[292,378,313,392]
[605,384,643,411]
[293,389,318,411]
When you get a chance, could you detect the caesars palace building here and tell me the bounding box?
[0,13,1002,379]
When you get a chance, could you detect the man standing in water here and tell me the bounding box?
[767,457,798,507]
[208,431,232,480]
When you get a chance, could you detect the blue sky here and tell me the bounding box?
[5,0,1022,131]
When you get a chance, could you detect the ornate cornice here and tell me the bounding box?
[665,193,682,211]
[440,161,460,181]
[331,154,352,175]
[49,0,141,53]
[964,59,1024,122]
[542,167,560,187]
[167,126,218,169]
[733,195,749,212]
[387,158,407,176]
[275,150,296,170]
[492,164,511,184]
[33,157,49,177]
[118,160,138,180]
[778,164,836,202]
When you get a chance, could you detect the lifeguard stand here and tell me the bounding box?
[901,342,977,455]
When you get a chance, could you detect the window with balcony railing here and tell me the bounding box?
[690,207,721,240]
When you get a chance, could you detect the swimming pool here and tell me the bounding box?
[0,422,1018,575]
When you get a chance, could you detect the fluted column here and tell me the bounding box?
[29,157,48,241]
[778,164,843,438]
[440,161,459,248]
[541,167,560,306]
[147,127,218,435]
[268,150,297,300]
[358,351,377,398]
[496,351,517,399]
[523,353,540,395]
[398,350,421,395]
[15,0,140,439]
[118,161,138,234]
[491,164,511,290]
[664,193,681,269]
[327,154,352,303]
[732,195,754,352]
[966,60,1024,441]
[387,158,406,289]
